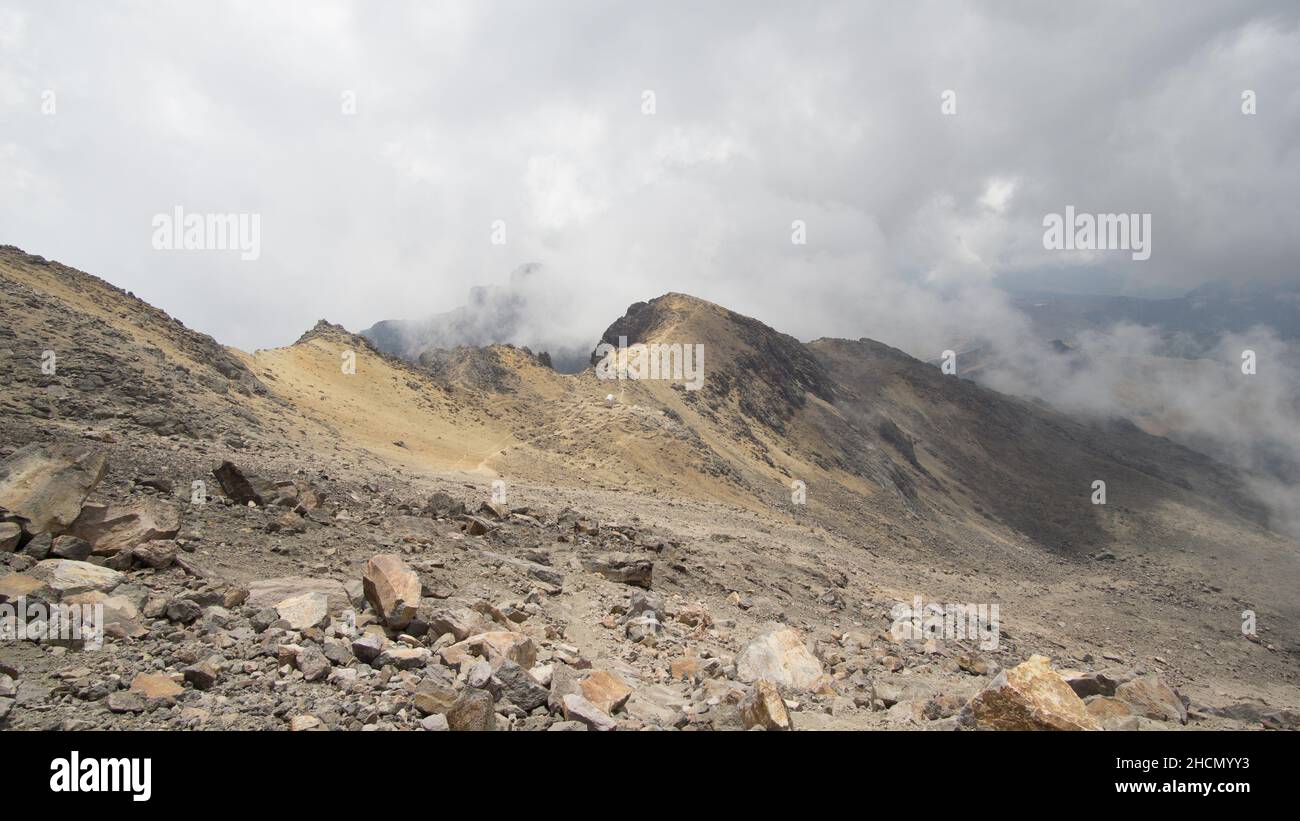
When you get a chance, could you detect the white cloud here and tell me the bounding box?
[0,0,1297,352]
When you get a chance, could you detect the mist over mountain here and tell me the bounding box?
[361,263,595,373]
[941,284,1300,537]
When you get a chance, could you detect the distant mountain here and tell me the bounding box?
[1012,283,1300,355]
[361,263,593,373]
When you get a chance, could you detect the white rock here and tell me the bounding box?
[735,624,825,691]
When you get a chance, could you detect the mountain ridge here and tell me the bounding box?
[2,244,1298,731]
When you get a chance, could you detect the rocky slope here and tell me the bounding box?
[1,246,1297,732]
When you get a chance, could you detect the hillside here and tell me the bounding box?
[2,246,1298,732]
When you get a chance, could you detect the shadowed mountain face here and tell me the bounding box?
[591,294,1274,549]
[938,286,1300,537]
[361,263,593,373]
[3,245,1298,732]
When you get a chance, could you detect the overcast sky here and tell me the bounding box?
[2,0,1298,352]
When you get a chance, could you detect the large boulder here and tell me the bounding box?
[64,591,147,639]
[446,688,496,731]
[0,572,44,603]
[736,624,825,691]
[579,670,634,714]
[27,560,124,600]
[581,553,653,588]
[211,461,280,507]
[964,655,1101,730]
[1114,675,1187,724]
[246,577,349,612]
[493,662,549,712]
[68,500,180,555]
[362,554,421,629]
[275,592,329,631]
[0,444,107,536]
[440,631,537,671]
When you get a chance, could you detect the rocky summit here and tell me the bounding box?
[0,245,1297,733]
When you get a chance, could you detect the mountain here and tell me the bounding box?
[964,286,1300,527]
[361,263,594,373]
[1012,284,1300,355]
[2,245,1297,732]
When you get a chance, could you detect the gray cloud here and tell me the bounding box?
[0,0,1297,357]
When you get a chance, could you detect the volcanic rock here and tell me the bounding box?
[362,554,421,629]
[0,443,107,535]
[68,500,180,555]
[735,624,825,691]
[964,655,1101,731]
[739,679,792,730]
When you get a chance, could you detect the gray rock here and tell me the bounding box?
[165,598,203,624]
[106,691,145,714]
[547,720,588,731]
[0,443,107,535]
[351,633,386,664]
[466,659,493,690]
[581,553,653,588]
[183,661,219,690]
[295,643,331,682]
[419,714,450,731]
[22,533,52,560]
[446,688,496,731]
[548,663,584,713]
[562,693,616,731]
[49,535,92,560]
[493,661,549,712]
[251,607,279,632]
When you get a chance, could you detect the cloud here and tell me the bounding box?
[0,0,1296,357]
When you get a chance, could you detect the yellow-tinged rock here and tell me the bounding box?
[670,657,700,680]
[1115,675,1187,724]
[1086,696,1135,721]
[129,673,184,700]
[0,572,42,603]
[439,630,537,671]
[739,679,792,730]
[579,670,634,714]
[965,655,1101,730]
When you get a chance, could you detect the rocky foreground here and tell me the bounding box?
[1,440,1294,732]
